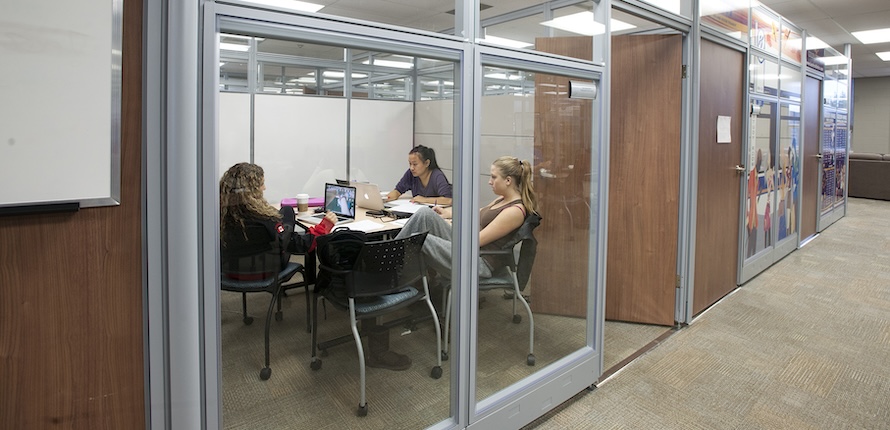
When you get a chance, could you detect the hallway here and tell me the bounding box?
[528,198,890,429]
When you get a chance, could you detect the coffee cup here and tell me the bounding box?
[296,193,309,213]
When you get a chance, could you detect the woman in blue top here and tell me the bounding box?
[386,145,453,205]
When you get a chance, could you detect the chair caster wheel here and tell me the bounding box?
[243,316,254,325]
[512,314,522,324]
[275,311,283,321]
[431,366,443,379]
[357,404,368,417]
[310,359,322,371]
[527,354,536,366]
[441,351,449,361]
[260,367,272,380]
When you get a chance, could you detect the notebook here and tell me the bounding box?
[297,183,356,225]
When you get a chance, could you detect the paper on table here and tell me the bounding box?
[392,218,409,226]
[340,220,387,233]
[388,203,427,214]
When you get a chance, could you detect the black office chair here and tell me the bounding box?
[220,224,308,381]
[443,213,541,366]
[310,231,443,417]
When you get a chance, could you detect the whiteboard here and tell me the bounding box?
[0,0,122,211]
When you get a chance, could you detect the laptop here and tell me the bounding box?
[297,183,356,226]
[354,182,387,211]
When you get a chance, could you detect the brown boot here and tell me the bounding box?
[365,326,412,371]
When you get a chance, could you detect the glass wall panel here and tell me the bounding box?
[780,64,802,102]
[777,103,800,242]
[218,33,458,429]
[833,111,848,207]
[780,23,802,64]
[820,108,836,213]
[701,0,749,42]
[475,64,593,402]
[750,7,781,56]
[750,55,779,96]
[745,99,776,259]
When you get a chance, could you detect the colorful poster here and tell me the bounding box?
[750,8,780,56]
[782,26,802,64]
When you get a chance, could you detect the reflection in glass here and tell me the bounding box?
[781,64,802,101]
[777,104,800,242]
[476,65,592,402]
[701,0,749,42]
[749,55,779,95]
[218,35,457,429]
[745,100,775,258]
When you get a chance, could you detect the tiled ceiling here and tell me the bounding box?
[758,0,890,78]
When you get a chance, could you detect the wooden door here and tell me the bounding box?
[605,34,683,326]
[692,40,744,315]
[800,76,821,240]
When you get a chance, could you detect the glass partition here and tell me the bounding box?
[781,64,802,102]
[475,63,596,404]
[777,103,800,243]
[701,0,749,42]
[820,108,837,213]
[750,7,781,56]
[217,32,460,429]
[745,99,776,259]
[750,55,779,96]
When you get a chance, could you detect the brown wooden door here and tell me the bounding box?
[692,40,744,315]
[605,34,683,326]
[800,76,821,240]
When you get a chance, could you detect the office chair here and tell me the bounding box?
[220,224,308,381]
[443,213,541,366]
[310,231,443,417]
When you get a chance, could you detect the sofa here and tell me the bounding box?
[848,152,890,201]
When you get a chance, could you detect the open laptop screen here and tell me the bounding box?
[323,183,356,219]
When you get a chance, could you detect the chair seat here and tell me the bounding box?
[221,262,303,291]
[479,267,514,288]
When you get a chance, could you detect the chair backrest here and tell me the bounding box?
[220,223,282,280]
[347,232,429,298]
[512,213,541,291]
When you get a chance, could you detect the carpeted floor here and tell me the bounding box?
[526,198,890,429]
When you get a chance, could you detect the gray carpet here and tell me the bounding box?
[527,198,890,429]
[221,273,665,428]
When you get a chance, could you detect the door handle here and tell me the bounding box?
[815,153,823,159]
[734,165,746,172]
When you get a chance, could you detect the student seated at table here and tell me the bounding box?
[219,162,337,273]
[394,156,538,282]
[386,145,453,206]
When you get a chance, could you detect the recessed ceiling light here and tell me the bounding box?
[818,55,848,66]
[362,59,414,69]
[851,27,890,44]
[482,35,533,49]
[877,52,890,61]
[240,0,324,13]
[541,12,636,36]
[220,42,250,52]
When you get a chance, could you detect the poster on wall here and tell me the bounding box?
[821,114,836,212]
[781,25,802,64]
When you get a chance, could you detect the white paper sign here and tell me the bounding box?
[717,116,732,143]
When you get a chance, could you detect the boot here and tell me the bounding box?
[365,325,412,371]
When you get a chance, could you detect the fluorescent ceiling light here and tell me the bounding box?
[362,59,414,69]
[877,52,890,61]
[484,73,521,80]
[239,0,324,13]
[482,35,533,49]
[222,34,265,42]
[805,37,829,50]
[320,71,368,79]
[423,80,454,86]
[851,27,890,44]
[541,12,636,36]
[220,42,250,52]
[819,55,848,66]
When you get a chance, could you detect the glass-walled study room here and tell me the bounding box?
[199,1,609,429]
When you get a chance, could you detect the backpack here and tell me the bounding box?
[314,228,367,300]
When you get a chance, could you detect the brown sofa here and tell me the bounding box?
[848,152,890,200]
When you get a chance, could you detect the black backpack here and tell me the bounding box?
[314,228,367,300]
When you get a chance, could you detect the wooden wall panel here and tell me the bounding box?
[605,35,682,326]
[530,37,593,317]
[0,1,144,428]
